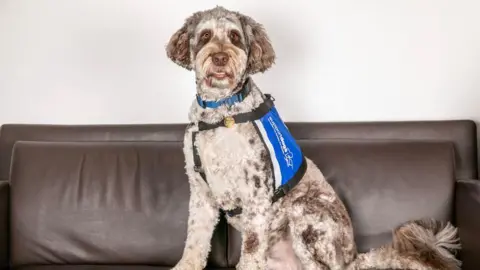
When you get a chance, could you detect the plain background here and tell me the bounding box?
[1,0,479,124]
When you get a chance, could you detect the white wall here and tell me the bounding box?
[1,0,479,124]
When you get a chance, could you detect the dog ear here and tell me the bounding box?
[166,12,204,70]
[166,22,192,70]
[239,14,276,74]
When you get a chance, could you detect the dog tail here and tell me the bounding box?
[347,219,462,270]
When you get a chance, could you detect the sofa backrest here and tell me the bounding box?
[0,124,186,180]
[0,120,477,180]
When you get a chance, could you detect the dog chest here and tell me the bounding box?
[194,123,270,204]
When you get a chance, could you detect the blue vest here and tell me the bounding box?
[253,106,304,190]
[192,87,307,217]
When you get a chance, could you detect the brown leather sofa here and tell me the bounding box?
[0,120,478,270]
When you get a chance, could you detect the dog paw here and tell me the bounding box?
[171,258,203,270]
[236,259,264,270]
[235,262,248,270]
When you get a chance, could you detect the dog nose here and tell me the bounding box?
[212,52,229,66]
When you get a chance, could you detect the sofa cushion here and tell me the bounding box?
[227,140,456,265]
[9,141,227,267]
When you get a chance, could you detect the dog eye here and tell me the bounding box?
[200,30,211,41]
[229,30,240,43]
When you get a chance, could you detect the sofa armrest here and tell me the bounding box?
[456,179,480,270]
[0,181,9,270]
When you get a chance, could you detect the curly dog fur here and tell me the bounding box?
[166,6,462,270]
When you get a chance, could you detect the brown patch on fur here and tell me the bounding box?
[293,186,325,215]
[260,150,269,163]
[263,177,270,193]
[244,169,251,186]
[244,232,259,254]
[297,223,330,268]
[268,218,289,248]
[275,219,290,241]
[248,138,255,145]
[293,182,351,228]
[302,224,319,245]
[262,162,269,172]
[253,175,261,188]
[257,150,272,192]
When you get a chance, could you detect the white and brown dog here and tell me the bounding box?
[166,6,462,270]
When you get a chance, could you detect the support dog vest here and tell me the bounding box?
[191,80,307,217]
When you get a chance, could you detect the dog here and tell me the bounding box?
[166,6,462,270]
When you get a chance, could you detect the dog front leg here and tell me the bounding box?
[173,182,219,270]
[236,200,272,270]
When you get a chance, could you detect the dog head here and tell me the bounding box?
[166,6,275,100]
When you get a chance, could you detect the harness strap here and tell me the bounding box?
[192,131,207,182]
[198,94,274,131]
[272,156,307,202]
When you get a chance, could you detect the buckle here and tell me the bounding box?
[264,94,275,101]
[226,207,243,217]
[224,116,235,128]
[273,187,286,201]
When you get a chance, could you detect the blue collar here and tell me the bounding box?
[196,79,250,109]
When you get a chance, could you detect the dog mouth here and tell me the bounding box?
[207,70,233,80]
[211,72,227,79]
[204,70,235,88]
[200,56,238,88]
